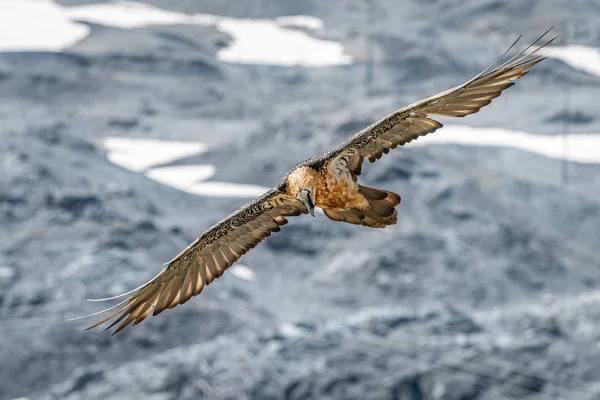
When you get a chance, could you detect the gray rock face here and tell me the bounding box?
[2,1,600,399]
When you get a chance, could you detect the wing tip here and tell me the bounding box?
[484,27,556,76]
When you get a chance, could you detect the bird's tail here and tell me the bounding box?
[322,185,401,228]
[359,185,401,226]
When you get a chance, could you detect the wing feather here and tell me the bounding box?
[83,189,306,333]
[326,31,555,175]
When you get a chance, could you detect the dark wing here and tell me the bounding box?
[83,188,306,334]
[325,30,555,178]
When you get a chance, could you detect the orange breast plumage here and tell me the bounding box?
[315,161,369,210]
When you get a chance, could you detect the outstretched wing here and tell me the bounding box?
[325,30,555,178]
[83,187,306,334]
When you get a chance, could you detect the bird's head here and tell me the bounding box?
[287,166,317,217]
[296,188,315,217]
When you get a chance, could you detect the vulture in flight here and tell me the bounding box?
[74,30,555,334]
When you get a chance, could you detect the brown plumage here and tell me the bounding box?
[73,30,555,334]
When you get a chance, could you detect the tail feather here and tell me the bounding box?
[322,185,401,228]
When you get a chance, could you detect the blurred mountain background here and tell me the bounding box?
[2,1,600,399]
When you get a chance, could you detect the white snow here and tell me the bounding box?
[64,0,197,29]
[102,137,207,172]
[0,0,351,66]
[412,125,600,164]
[145,164,216,186]
[279,322,305,338]
[168,181,269,198]
[0,266,16,280]
[102,137,269,198]
[551,45,600,78]
[216,17,350,66]
[0,0,88,52]
[229,264,256,281]
[146,165,269,198]
[3,2,600,70]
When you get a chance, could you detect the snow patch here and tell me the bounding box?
[64,1,197,29]
[102,137,269,198]
[0,266,16,280]
[412,125,600,164]
[103,137,207,172]
[0,1,351,66]
[146,165,270,198]
[145,165,216,186]
[0,0,88,52]
[230,264,256,281]
[551,45,600,78]
[174,181,269,198]
[216,17,350,66]
[279,322,305,338]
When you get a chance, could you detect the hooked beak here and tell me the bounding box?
[297,190,315,217]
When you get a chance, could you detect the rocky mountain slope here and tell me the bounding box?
[2,1,600,399]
